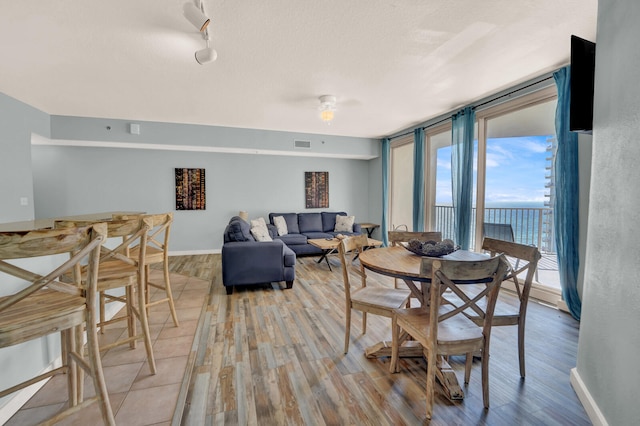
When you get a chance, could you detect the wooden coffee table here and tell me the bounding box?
[308,237,382,271]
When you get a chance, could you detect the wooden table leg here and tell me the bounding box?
[365,340,423,358]
[316,249,335,271]
[434,355,464,400]
[366,343,465,401]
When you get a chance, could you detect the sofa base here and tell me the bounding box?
[225,281,295,295]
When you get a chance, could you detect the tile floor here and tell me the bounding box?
[6,270,210,426]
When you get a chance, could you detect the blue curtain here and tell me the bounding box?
[413,128,425,231]
[451,107,475,250]
[381,138,390,246]
[553,66,582,321]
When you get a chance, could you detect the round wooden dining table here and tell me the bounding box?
[357,245,489,401]
[358,245,488,306]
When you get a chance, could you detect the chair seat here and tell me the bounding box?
[0,290,85,347]
[129,246,163,264]
[95,259,138,290]
[69,259,138,291]
[351,287,411,311]
[394,307,484,348]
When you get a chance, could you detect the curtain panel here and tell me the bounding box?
[451,107,475,250]
[553,66,582,321]
[413,128,425,231]
[381,138,391,247]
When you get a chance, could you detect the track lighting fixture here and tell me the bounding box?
[183,3,210,32]
[183,1,217,64]
[196,46,217,64]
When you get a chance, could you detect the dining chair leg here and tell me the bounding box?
[125,287,136,349]
[162,261,180,327]
[85,304,117,425]
[138,269,157,375]
[344,307,352,354]
[518,319,526,378]
[481,346,490,409]
[425,348,436,420]
[62,329,77,407]
[362,311,367,334]
[74,324,85,403]
[464,352,473,384]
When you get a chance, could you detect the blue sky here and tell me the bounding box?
[436,135,552,206]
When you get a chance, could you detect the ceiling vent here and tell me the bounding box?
[294,140,311,149]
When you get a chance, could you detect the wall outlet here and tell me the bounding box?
[20,197,28,206]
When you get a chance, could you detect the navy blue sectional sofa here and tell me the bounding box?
[267,211,362,255]
[221,211,361,295]
[222,216,296,295]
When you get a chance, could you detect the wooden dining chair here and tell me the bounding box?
[477,237,541,378]
[0,224,116,425]
[388,230,442,306]
[390,255,509,420]
[337,234,411,354]
[114,213,179,328]
[56,216,157,375]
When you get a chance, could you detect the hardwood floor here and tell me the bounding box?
[175,254,590,426]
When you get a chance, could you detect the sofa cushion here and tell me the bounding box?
[321,211,347,232]
[276,233,307,246]
[298,213,323,233]
[273,215,288,236]
[225,216,254,242]
[335,215,355,232]
[269,213,300,234]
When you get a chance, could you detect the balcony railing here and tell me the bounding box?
[433,205,556,254]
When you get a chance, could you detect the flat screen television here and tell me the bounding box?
[570,35,596,134]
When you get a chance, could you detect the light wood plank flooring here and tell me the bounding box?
[6,253,589,425]
[181,253,590,426]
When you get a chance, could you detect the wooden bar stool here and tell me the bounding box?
[114,213,179,328]
[56,216,157,375]
[0,224,115,425]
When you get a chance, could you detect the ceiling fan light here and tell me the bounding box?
[184,3,210,32]
[195,47,217,64]
[319,95,337,123]
[320,109,334,122]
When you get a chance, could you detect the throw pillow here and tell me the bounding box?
[334,215,355,232]
[250,217,272,242]
[273,215,288,236]
[250,225,272,242]
[251,217,267,230]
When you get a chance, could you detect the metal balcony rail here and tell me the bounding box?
[433,205,556,254]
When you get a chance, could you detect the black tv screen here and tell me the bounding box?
[570,35,596,134]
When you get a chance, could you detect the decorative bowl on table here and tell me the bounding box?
[401,238,459,257]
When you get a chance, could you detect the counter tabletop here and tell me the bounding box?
[0,211,145,232]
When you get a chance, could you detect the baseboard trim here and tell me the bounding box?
[570,368,608,426]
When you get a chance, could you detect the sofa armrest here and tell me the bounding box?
[222,239,289,286]
[353,223,362,234]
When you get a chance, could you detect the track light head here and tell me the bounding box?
[183,3,210,32]
[195,47,217,64]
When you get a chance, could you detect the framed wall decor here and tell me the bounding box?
[175,168,206,210]
[305,171,329,208]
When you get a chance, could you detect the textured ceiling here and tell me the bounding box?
[0,1,597,139]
